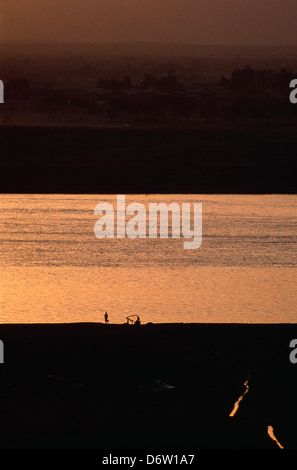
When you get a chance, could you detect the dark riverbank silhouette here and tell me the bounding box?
[1,124,297,194]
[0,322,296,449]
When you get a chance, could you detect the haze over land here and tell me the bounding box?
[1,2,297,195]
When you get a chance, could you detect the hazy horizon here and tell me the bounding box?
[3,40,297,62]
[3,39,297,48]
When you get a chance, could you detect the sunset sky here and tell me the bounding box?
[1,0,297,46]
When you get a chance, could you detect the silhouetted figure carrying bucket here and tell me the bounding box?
[104,312,109,324]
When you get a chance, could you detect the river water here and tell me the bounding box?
[0,194,296,324]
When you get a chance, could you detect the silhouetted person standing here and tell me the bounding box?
[104,312,109,324]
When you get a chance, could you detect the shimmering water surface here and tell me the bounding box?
[0,194,296,323]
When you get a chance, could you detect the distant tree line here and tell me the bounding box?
[96,71,185,93]
[4,66,297,125]
[220,65,297,95]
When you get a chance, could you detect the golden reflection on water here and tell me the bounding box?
[0,194,297,324]
[229,380,250,418]
[267,426,284,449]
[1,266,297,324]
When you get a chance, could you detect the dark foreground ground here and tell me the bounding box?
[1,124,297,194]
[0,323,296,449]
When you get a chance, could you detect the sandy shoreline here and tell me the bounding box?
[0,322,296,449]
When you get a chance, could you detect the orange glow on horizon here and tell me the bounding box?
[2,0,297,46]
